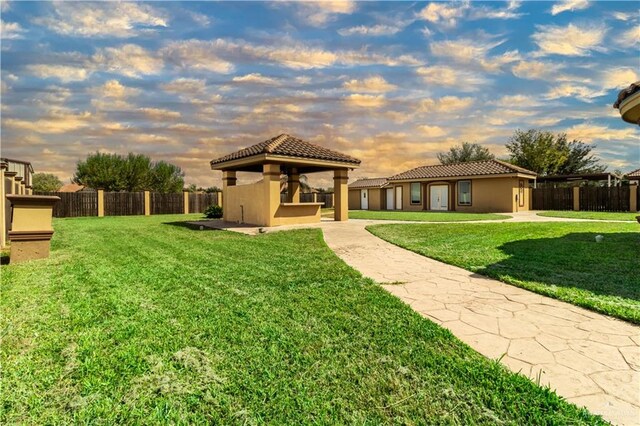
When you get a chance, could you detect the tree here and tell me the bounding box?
[505,129,605,176]
[32,173,63,192]
[437,142,495,165]
[73,152,185,192]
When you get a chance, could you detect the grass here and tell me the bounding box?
[349,210,511,222]
[1,215,603,424]
[537,211,640,221]
[368,222,640,324]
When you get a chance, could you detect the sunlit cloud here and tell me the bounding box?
[160,78,207,95]
[232,73,279,85]
[343,76,396,93]
[344,94,386,108]
[138,107,182,120]
[1,19,25,39]
[26,64,90,82]
[417,124,447,138]
[294,1,357,27]
[550,0,590,16]
[4,110,92,134]
[93,44,164,77]
[565,123,638,143]
[417,65,489,90]
[532,23,606,56]
[338,24,403,36]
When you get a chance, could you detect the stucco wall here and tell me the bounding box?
[398,182,424,211]
[348,189,360,210]
[452,177,530,213]
[224,182,265,224]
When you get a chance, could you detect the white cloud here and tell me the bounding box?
[343,76,396,93]
[161,40,234,73]
[618,26,640,47]
[232,73,278,85]
[470,1,524,20]
[26,64,89,82]
[1,20,25,39]
[417,125,447,138]
[430,37,519,72]
[91,80,140,99]
[138,107,181,120]
[188,11,210,27]
[416,66,488,90]
[511,60,559,79]
[600,68,639,90]
[160,78,207,94]
[418,2,467,27]
[418,96,474,113]
[344,94,386,108]
[565,123,638,143]
[93,44,164,77]
[532,23,606,56]
[545,84,605,102]
[338,24,403,36]
[550,0,590,16]
[296,1,356,27]
[33,2,167,38]
[3,110,92,133]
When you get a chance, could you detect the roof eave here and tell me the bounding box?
[211,153,360,171]
[388,172,536,182]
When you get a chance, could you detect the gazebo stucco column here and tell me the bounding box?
[288,168,300,203]
[334,169,349,221]
[222,171,236,222]
[263,163,281,226]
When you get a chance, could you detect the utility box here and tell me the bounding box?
[6,194,60,263]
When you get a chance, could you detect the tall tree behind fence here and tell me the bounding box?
[105,192,145,216]
[580,186,630,212]
[35,191,98,217]
[531,188,573,210]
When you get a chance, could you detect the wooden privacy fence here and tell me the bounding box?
[34,190,221,218]
[532,186,637,212]
[531,187,573,210]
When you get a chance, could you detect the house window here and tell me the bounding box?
[458,181,471,205]
[410,183,421,204]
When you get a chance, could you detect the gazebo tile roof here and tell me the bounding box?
[210,134,361,166]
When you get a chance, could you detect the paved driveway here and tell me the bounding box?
[195,217,640,424]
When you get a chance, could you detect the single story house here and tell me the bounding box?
[626,168,640,183]
[350,160,537,213]
[348,177,389,210]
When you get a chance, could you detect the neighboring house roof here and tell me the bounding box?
[210,134,361,167]
[626,168,640,179]
[389,160,537,181]
[58,183,86,192]
[348,178,389,189]
[614,81,640,109]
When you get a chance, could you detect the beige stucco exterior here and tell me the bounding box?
[348,187,384,210]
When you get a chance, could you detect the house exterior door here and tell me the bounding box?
[395,186,402,210]
[386,188,394,210]
[430,185,448,210]
[360,189,368,210]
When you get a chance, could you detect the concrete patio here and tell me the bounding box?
[192,215,640,425]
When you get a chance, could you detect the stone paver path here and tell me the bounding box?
[321,221,640,426]
[195,217,640,424]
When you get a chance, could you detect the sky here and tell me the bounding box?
[1,0,639,188]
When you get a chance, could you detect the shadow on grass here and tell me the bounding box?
[162,220,222,231]
[482,232,640,302]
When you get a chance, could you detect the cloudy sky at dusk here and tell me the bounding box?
[1,0,638,188]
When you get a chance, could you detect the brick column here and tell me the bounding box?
[334,169,349,221]
[144,191,151,216]
[183,190,190,214]
[572,187,580,211]
[97,189,105,217]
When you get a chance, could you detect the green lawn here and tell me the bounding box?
[349,210,510,221]
[1,215,602,424]
[538,211,640,221]
[368,222,640,324]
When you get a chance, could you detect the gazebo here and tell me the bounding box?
[210,134,361,226]
[613,81,640,125]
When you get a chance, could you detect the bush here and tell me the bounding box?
[204,204,223,219]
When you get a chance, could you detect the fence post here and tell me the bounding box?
[572,187,580,211]
[218,191,223,207]
[183,190,190,214]
[97,189,105,217]
[630,187,638,212]
[144,191,151,216]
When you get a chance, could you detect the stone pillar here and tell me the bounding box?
[26,186,33,195]
[222,171,236,222]
[144,191,151,216]
[630,186,638,212]
[183,190,190,214]
[97,189,105,217]
[334,169,349,221]
[572,187,580,211]
[0,163,6,248]
[312,192,317,203]
[287,168,300,203]
[6,194,60,263]
[263,163,281,226]
[15,177,23,194]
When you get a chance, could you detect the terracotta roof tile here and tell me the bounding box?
[348,178,388,189]
[626,168,640,178]
[389,160,536,181]
[210,134,361,166]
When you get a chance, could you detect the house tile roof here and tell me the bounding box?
[348,178,388,189]
[210,134,361,166]
[614,81,640,109]
[58,183,87,192]
[389,160,536,181]
[626,168,640,178]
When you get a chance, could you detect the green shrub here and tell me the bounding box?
[204,204,223,219]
